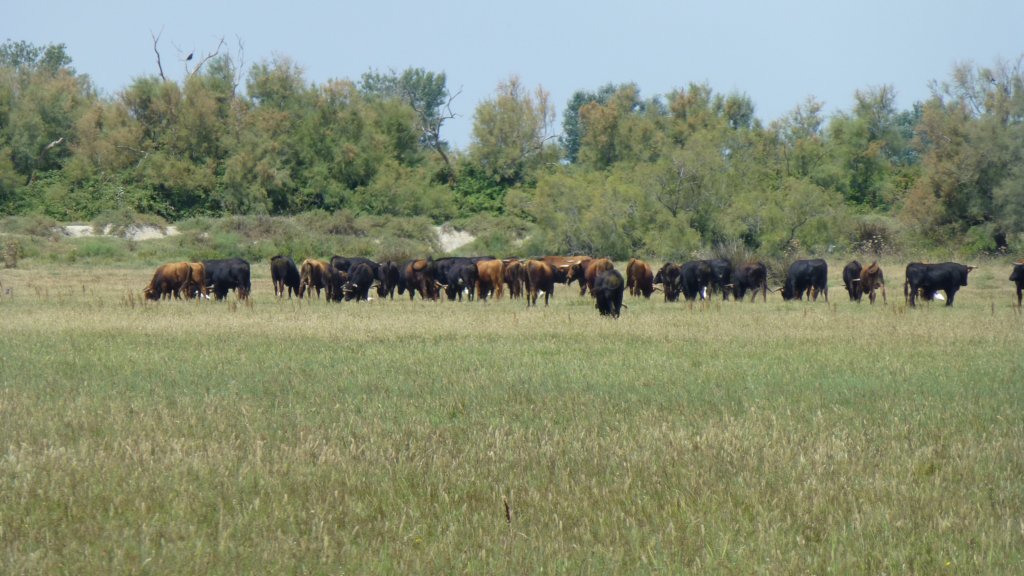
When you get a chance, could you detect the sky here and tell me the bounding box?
[8,0,1023,151]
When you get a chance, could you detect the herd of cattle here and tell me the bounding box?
[143,255,1024,316]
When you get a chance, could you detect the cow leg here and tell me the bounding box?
[880,285,887,305]
[1017,286,1022,307]
[945,290,955,306]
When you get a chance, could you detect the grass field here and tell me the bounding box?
[1,259,1022,574]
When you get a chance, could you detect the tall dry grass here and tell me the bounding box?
[0,260,1021,573]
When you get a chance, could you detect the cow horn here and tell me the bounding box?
[852,278,861,283]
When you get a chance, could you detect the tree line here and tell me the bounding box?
[1,39,1022,260]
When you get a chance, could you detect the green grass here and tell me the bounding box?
[0,261,1022,574]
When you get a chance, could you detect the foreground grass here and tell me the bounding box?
[0,262,1022,574]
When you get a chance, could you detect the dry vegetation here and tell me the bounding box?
[0,260,1022,573]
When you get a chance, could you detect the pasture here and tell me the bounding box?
[1,260,1022,574]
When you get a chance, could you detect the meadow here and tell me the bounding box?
[0,259,1022,574]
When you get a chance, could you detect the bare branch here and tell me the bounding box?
[151,28,166,82]
[187,37,226,78]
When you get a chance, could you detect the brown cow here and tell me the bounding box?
[542,255,592,286]
[299,259,332,299]
[524,259,556,307]
[143,262,192,301]
[626,258,655,298]
[185,262,206,299]
[476,259,505,301]
[572,258,614,297]
[503,258,523,300]
[857,261,886,304]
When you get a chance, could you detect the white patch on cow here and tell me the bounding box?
[933,292,945,301]
[701,286,708,300]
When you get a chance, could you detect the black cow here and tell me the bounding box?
[440,259,479,302]
[593,269,625,317]
[342,262,375,301]
[202,258,251,300]
[270,255,301,299]
[376,261,399,299]
[330,256,380,276]
[401,258,438,301]
[325,264,348,302]
[1011,261,1024,307]
[905,262,975,307]
[655,263,683,302]
[704,258,732,300]
[842,260,863,301]
[732,261,768,302]
[781,259,828,302]
[680,260,712,301]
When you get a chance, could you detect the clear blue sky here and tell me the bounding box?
[8,0,1022,150]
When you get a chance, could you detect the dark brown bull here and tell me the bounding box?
[503,258,523,300]
[857,261,886,304]
[524,259,556,307]
[574,258,614,297]
[403,258,438,301]
[144,262,192,301]
[626,258,655,298]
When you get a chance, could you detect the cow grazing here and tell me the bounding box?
[299,259,332,299]
[655,262,683,302]
[476,258,505,301]
[1011,260,1024,307]
[202,258,251,300]
[593,269,625,317]
[781,259,828,302]
[185,262,206,299]
[270,255,301,299]
[858,261,886,304]
[342,262,375,301]
[376,261,399,299]
[402,258,438,301]
[439,258,478,302]
[144,261,192,301]
[843,260,863,301]
[503,259,524,300]
[543,255,592,288]
[524,259,556,307]
[330,256,380,277]
[905,262,975,307]
[732,261,768,302]
[626,258,655,298]
[704,258,732,300]
[576,258,615,297]
[679,260,712,301]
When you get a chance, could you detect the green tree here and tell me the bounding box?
[360,67,456,178]
[468,75,558,186]
[575,84,665,169]
[903,57,1024,248]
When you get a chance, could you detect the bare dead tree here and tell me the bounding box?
[151,28,166,82]
[412,87,461,185]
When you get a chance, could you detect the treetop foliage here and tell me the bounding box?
[1,38,1023,257]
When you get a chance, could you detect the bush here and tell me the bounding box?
[0,214,61,238]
